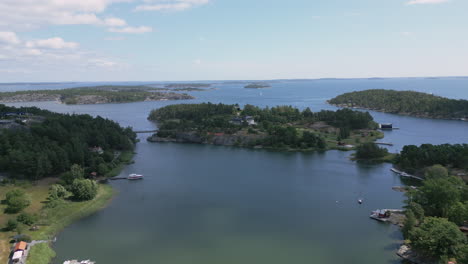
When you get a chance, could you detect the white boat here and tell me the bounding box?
[128,173,144,180]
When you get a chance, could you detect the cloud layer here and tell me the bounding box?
[0,31,121,74]
[0,0,151,33]
[406,0,450,5]
[135,0,209,11]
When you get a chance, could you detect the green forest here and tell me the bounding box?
[329,89,468,120]
[148,103,378,150]
[395,144,468,173]
[0,104,137,180]
[402,165,468,262]
[393,144,468,262]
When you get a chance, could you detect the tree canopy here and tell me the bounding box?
[409,217,467,259]
[0,104,136,180]
[329,89,468,119]
[355,142,389,159]
[395,144,468,173]
[149,103,377,150]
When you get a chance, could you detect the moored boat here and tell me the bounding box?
[128,173,144,180]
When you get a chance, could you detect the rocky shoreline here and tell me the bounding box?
[0,92,194,105]
[397,245,438,264]
[147,131,265,146]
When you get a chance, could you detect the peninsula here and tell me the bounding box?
[328,89,468,121]
[0,104,137,264]
[0,85,195,105]
[147,103,383,151]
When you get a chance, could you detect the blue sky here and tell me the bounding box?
[0,0,466,82]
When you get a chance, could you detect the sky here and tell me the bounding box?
[0,0,467,82]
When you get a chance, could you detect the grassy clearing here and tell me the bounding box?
[27,243,56,264]
[0,182,115,264]
[105,150,135,178]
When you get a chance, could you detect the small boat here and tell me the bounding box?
[358,199,363,204]
[127,173,144,180]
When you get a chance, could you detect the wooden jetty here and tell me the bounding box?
[390,168,424,181]
[109,177,128,180]
[63,260,95,264]
[375,142,394,146]
[134,130,158,134]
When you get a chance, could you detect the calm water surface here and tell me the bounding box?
[3,78,468,264]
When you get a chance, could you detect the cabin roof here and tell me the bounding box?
[14,241,27,251]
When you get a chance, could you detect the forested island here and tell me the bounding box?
[147,103,383,151]
[0,85,195,105]
[0,104,137,263]
[244,83,271,89]
[329,89,468,120]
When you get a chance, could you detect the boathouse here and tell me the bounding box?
[379,123,393,129]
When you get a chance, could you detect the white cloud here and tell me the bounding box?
[26,37,79,49]
[135,0,209,11]
[108,26,153,34]
[406,0,450,5]
[104,17,127,27]
[0,33,121,75]
[0,0,150,34]
[0,31,21,44]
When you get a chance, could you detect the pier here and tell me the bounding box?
[375,142,394,146]
[390,168,424,181]
[134,130,158,134]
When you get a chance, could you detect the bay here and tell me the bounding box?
[3,78,468,264]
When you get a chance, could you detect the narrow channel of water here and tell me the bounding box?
[3,78,468,264]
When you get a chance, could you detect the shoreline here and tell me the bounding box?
[0,151,135,264]
[146,134,383,153]
[0,97,194,105]
[328,102,468,122]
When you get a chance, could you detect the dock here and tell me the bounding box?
[390,168,424,181]
[63,260,95,264]
[109,177,127,180]
[375,142,394,146]
[370,209,406,225]
[134,130,158,134]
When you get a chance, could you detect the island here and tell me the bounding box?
[164,83,212,89]
[0,104,137,264]
[0,85,195,105]
[147,103,384,151]
[244,83,271,89]
[328,89,468,121]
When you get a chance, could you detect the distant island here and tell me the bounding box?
[147,103,383,151]
[164,83,211,89]
[244,83,271,89]
[328,89,468,121]
[0,85,195,105]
